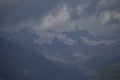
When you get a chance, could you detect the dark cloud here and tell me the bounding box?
[0,0,120,38]
[0,0,62,29]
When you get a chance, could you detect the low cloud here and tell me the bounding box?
[81,37,118,46]
[100,11,120,24]
[0,0,120,39]
[35,4,70,30]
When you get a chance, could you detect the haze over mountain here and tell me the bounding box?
[0,0,120,80]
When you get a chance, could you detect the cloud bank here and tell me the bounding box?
[0,0,120,38]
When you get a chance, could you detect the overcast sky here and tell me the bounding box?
[0,0,120,38]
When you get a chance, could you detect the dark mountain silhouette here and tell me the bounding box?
[95,64,120,80]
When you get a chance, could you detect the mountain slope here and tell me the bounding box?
[95,64,120,80]
[0,37,87,80]
[63,29,97,41]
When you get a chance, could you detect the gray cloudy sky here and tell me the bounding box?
[0,0,120,37]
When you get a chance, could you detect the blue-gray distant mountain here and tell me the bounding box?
[63,29,97,41]
[0,37,88,80]
[1,28,120,80]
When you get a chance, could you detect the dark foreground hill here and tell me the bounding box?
[0,37,88,80]
[95,64,120,80]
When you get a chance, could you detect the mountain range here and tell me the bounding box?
[0,28,120,80]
